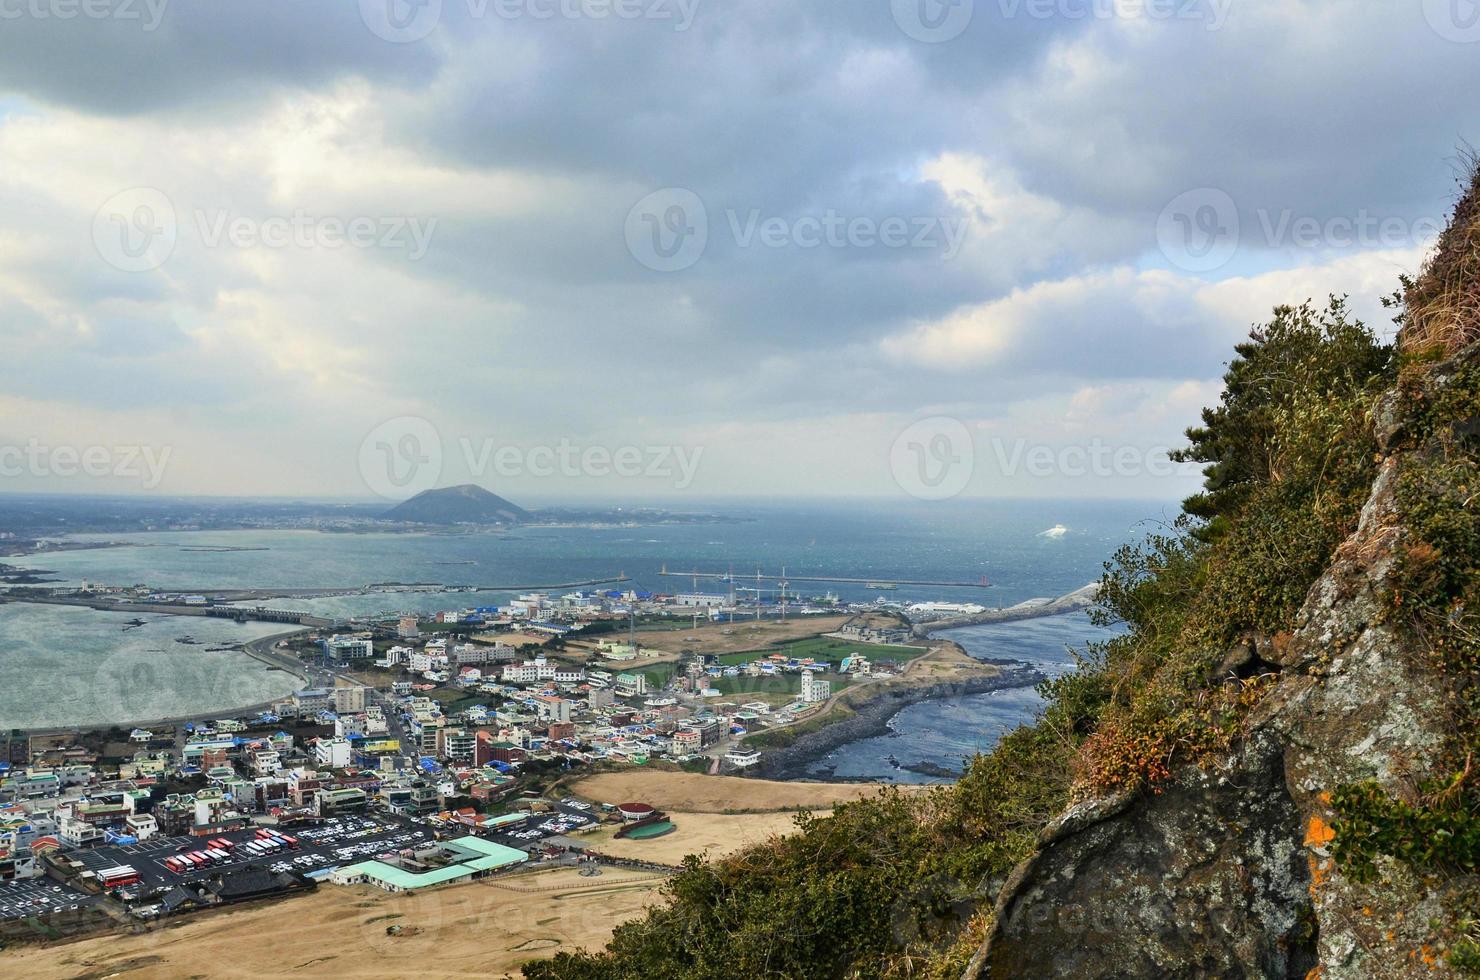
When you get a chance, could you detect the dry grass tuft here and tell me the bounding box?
[1402,149,1480,357]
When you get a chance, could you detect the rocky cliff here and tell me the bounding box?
[969,173,1480,979]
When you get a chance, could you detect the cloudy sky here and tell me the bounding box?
[1,0,1477,503]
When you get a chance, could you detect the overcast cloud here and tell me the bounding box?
[0,0,1476,502]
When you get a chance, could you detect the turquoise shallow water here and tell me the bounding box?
[1,497,1169,742]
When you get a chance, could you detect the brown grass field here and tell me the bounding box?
[3,867,669,979]
[567,770,906,812]
[580,810,811,865]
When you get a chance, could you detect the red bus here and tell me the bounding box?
[164,857,187,874]
[277,833,299,849]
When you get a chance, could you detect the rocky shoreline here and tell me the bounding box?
[754,663,1044,781]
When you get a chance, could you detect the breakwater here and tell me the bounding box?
[910,582,1100,636]
[754,664,1044,781]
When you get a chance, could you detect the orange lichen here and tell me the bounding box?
[1304,814,1336,848]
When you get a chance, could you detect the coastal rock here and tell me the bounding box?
[978,730,1313,979]
[969,347,1471,979]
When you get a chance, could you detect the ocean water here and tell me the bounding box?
[0,604,298,730]
[1,497,1169,742]
[803,612,1127,783]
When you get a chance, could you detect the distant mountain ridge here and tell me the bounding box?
[382,485,532,525]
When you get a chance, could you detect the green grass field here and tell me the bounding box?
[704,671,853,700]
[632,662,679,687]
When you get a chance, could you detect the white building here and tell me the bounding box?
[724,748,762,768]
[800,670,831,703]
[673,593,728,607]
[326,635,374,661]
[536,696,572,724]
[314,738,353,769]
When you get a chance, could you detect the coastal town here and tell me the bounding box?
[0,579,1036,964]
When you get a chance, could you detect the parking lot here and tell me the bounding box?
[0,803,601,916]
[492,799,598,845]
[72,815,440,894]
[0,877,96,920]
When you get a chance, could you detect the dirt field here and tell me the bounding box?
[581,810,809,864]
[3,867,667,979]
[614,614,853,658]
[567,770,903,812]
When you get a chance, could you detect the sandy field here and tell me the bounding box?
[2,867,668,980]
[567,770,902,812]
[618,614,853,658]
[580,810,811,865]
